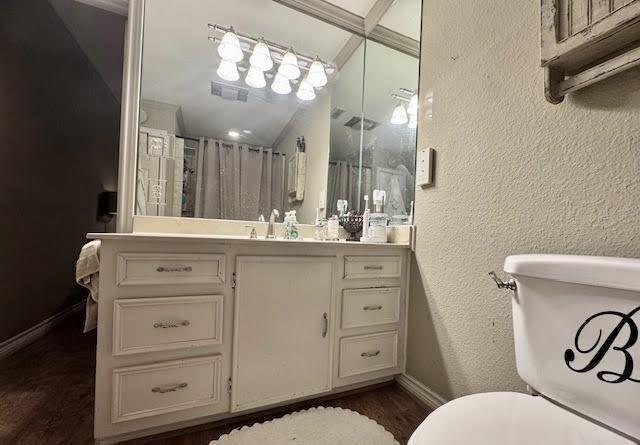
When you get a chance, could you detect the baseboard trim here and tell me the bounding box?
[0,301,85,361]
[395,373,448,410]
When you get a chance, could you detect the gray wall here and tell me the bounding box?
[407,0,640,400]
[0,0,123,342]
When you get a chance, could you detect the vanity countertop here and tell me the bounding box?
[87,232,413,248]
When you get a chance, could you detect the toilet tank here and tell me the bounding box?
[505,254,640,441]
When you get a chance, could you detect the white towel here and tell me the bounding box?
[76,240,101,332]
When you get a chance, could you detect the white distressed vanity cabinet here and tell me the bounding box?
[90,233,410,444]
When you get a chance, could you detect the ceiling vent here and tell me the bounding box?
[343,116,379,131]
[211,81,249,102]
[331,107,346,119]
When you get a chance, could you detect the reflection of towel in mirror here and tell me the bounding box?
[388,177,407,216]
[76,240,101,332]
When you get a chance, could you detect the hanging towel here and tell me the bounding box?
[75,240,101,332]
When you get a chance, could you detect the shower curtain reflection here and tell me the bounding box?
[194,138,285,221]
[327,161,372,215]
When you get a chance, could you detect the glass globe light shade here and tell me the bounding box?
[307,59,328,87]
[278,50,301,80]
[245,66,266,88]
[249,40,273,71]
[271,73,292,95]
[390,104,409,125]
[296,77,316,101]
[217,30,244,62]
[408,114,418,129]
[217,60,240,82]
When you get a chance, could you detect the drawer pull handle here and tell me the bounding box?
[156,266,193,273]
[151,382,188,394]
[361,350,381,358]
[363,265,384,271]
[322,312,328,338]
[153,320,191,329]
[363,305,383,311]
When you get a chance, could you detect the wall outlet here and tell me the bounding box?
[416,148,434,187]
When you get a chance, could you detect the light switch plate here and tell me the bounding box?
[416,148,434,187]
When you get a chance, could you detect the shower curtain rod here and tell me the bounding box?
[176,134,284,156]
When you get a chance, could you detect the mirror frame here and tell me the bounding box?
[115,0,421,232]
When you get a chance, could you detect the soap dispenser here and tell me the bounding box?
[284,210,299,240]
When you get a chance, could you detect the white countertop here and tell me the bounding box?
[87,232,411,248]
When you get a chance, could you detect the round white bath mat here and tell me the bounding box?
[209,406,399,445]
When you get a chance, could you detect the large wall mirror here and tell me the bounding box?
[134,0,422,225]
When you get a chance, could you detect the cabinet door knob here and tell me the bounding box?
[322,312,328,338]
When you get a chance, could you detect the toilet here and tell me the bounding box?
[409,254,640,444]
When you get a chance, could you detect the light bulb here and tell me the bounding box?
[307,59,327,87]
[278,50,301,80]
[249,40,273,71]
[296,77,316,101]
[390,104,408,125]
[217,30,243,63]
[217,60,240,82]
[245,66,266,88]
[407,94,418,115]
[408,114,417,129]
[271,73,291,95]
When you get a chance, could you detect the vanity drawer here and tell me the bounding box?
[339,331,398,378]
[116,253,225,286]
[113,295,223,356]
[112,355,222,423]
[343,256,401,280]
[342,288,400,329]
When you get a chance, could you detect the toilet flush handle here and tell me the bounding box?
[488,271,517,291]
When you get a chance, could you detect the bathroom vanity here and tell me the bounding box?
[90,231,411,443]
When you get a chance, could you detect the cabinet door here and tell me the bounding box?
[232,256,333,412]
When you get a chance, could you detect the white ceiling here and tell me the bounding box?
[141,0,352,145]
[140,0,421,146]
[378,0,423,41]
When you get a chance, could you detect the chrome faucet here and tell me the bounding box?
[266,209,279,239]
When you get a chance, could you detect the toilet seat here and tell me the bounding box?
[409,392,635,445]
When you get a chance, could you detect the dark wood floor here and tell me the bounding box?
[0,314,430,445]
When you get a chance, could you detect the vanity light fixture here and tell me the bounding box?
[217,28,243,62]
[296,77,316,101]
[228,130,240,138]
[408,114,417,129]
[249,39,274,71]
[245,66,267,88]
[271,73,292,95]
[278,50,301,80]
[390,103,409,125]
[217,59,240,82]
[307,58,328,87]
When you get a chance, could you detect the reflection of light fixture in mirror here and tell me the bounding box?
[217,28,243,62]
[307,58,327,87]
[228,130,240,138]
[408,114,417,129]
[390,104,408,125]
[407,94,418,116]
[249,39,273,71]
[296,77,316,101]
[217,60,240,81]
[271,73,292,95]
[245,66,266,88]
[278,50,301,80]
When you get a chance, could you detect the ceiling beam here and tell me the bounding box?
[363,0,394,35]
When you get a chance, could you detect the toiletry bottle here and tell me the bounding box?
[314,208,327,240]
[300,137,306,152]
[327,215,340,241]
[284,210,299,239]
[368,190,388,243]
[361,195,370,242]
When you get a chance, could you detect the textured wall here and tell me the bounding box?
[0,0,121,342]
[407,0,640,400]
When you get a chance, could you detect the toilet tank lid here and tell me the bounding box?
[504,254,640,292]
